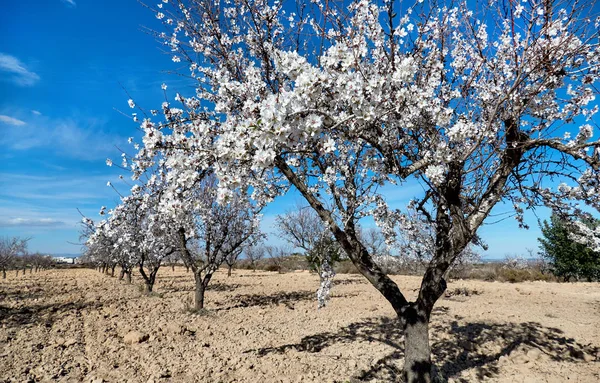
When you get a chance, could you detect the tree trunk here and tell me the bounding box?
[111,265,116,277]
[402,305,433,383]
[227,264,232,277]
[194,274,206,310]
[16,270,19,277]
[172,264,175,272]
[118,268,125,280]
[126,270,132,284]
[145,280,154,293]
[185,265,190,273]
[2,269,5,279]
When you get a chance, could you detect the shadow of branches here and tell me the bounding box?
[217,290,316,310]
[245,308,598,382]
[0,300,103,329]
[159,282,247,294]
[431,320,599,382]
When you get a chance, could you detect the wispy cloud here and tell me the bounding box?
[0,53,40,86]
[0,217,65,228]
[31,110,41,116]
[0,111,125,161]
[61,0,76,7]
[0,115,26,126]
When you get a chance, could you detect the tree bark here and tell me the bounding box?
[172,264,175,272]
[2,269,5,279]
[139,265,158,293]
[111,265,116,277]
[227,264,233,277]
[126,270,132,284]
[194,273,206,310]
[118,268,125,280]
[402,305,433,383]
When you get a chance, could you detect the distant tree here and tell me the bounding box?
[305,236,342,274]
[224,248,243,277]
[538,215,600,281]
[177,175,261,310]
[275,205,341,277]
[244,244,264,272]
[265,245,287,273]
[0,237,29,279]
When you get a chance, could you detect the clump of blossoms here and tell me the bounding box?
[316,260,336,309]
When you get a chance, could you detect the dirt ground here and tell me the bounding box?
[0,268,599,383]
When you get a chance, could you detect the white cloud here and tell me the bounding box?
[31,110,41,116]
[0,217,65,228]
[61,0,76,7]
[0,111,124,161]
[0,53,40,86]
[0,115,26,126]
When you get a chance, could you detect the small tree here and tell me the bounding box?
[539,214,600,281]
[276,205,341,277]
[0,237,29,279]
[265,245,287,273]
[244,244,264,272]
[224,248,243,277]
[177,176,261,310]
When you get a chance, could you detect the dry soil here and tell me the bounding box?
[1,268,599,382]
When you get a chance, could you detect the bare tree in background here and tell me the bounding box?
[276,205,340,277]
[224,248,243,277]
[244,244,264,272]
[0,237,29,279]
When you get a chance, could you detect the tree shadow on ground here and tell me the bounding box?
[335,278,368,286]
[0,286,48,302]
[160,282,247,294]
[431,320,599,382]
[0,300,103,329]
[217,290,316,310]
[245,307,598,382]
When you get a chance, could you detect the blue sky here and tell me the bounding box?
[0,0,586,259]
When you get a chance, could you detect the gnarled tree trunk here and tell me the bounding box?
[194,272,212,310]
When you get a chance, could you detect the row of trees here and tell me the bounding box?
[82,164,262,310]
[87,0,600,381]
[0,236,55,278]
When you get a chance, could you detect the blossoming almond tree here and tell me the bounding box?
[137,0,600,381]
[175,175,262,310]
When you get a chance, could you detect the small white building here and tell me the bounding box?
[52,256,76,264]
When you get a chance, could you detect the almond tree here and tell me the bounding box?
[175,175,261,310]
[0,236,29,279]
[224,248,243,276]
[275,204,340,276]
[244,244,264,272]
[136,1,600,381]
